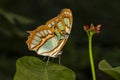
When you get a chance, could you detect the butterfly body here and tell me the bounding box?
[26,9,72,57]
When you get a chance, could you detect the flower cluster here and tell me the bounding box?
[84,24,101,33]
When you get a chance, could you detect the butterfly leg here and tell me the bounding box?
[57,51,63,65]
[58,55,61,65]
[46,57,50,66]
[42,56,47,61]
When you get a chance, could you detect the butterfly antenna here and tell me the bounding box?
[58,51,63,65]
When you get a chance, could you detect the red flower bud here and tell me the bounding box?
[83,24,101,34]
[84,25,89,31]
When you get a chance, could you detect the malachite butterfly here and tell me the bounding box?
[26,8,73,58]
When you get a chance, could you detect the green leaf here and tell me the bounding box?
[11,13,34,24]
[0,9,33,24]
[98,60,120,80]
[14,56,76,80]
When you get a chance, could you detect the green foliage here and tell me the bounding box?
[0,8,33,24]
[0,8,34,38]
[0,55,16,80]
[98,60,120,80]
[14,56,76,80]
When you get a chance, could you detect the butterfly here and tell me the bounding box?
[26,8,73,58]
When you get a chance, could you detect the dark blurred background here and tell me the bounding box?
[0,0,120,80]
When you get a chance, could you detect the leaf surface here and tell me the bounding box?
[14,56,76,80]
[99,60,120,80]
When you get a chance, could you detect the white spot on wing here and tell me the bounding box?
[48,24,52,28]
[66,27,70,34]
[36,33,42,37]
[34,36,41,41]
[43,30,48,35]
[40,31,45,37]
[32,40,39,45]
[66,12,69,15]
[47,30,52,34]
[52,22,54,25]
[30,44,36,48]
[64,12,67,14]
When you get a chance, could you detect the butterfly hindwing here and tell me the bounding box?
[26,26,54,50]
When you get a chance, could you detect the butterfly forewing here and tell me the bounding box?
[26,8,72,57]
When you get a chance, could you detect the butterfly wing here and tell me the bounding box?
[26,8,72,57]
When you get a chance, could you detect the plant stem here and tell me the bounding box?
[88,32,96,80]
